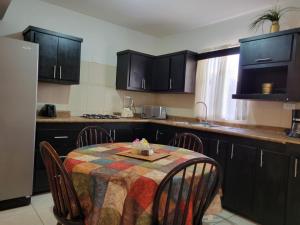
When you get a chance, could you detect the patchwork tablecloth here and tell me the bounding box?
[64,143,221,225]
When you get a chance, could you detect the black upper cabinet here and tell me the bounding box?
[34,32,58,80]
[240,34,293,66]
[23,26,83,85]
[116,50,153,91]
[151,56,170,91]
[116,50,197,93]
[233,27,300,101]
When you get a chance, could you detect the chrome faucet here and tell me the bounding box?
[195,101,208,124]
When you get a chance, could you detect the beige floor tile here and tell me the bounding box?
[0,205,43,225]
[32,193,57,225]
[203,209,234,224]
[226,215,258,225]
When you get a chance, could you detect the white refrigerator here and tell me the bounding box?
[0,37,38,208]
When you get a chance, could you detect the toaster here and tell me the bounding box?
[141,105,167,119]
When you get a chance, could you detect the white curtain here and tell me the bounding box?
[195,54,247,121]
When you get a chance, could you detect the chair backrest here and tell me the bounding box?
[169,132,204,153]
[152,157,222,225]
[39,141,83,223]
[76,126,113,148]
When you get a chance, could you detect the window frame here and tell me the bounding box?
[197,47,240,60]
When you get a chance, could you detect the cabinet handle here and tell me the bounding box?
[169,78,172,90]
[113,129,116,141]
[54,136,69,139]
[143,79,146,89]
[53,65,56,79]
[230,144,234,159]
[59,66,62,79]
[260,150,264,168]
[295,158,298,178]
[155,130,159,141]
[255,58,272,63]
[216,140,220,155]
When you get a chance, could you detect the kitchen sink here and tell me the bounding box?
[189,122,220,128]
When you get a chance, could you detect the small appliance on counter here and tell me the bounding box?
[121,96,135,118]
[288,110,300,138]
[141,105,167,119]
[39,104,57,117]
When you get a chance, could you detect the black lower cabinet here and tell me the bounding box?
[254,149,289,225]
[207,139,228,173]
[151,124,179,144]
[286,145,300,225]
[223,143,257,219]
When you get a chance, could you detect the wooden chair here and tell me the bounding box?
[76,126,113,148]
[40,141,84,225]
[152,157,222,225]
[169,132,204,153]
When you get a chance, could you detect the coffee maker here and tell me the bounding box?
[288,110,300,138]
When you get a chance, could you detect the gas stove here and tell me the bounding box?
[81,114,120,119]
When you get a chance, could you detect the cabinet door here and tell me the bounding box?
[116,53,130,90]
[240,34,293,66]
[153,126,177,145]
[254,149,289,225]
[286,155,300,225]
[223,144,257,218]
[57,37,81,83]
[170,54,185,91]
[208,139,227,171]
[34,32,58,80]
[151,57,170,91]
[129,54,152,90]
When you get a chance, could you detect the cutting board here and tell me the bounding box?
[116,150,170,162]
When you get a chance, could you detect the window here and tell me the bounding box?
[195,53,247,122]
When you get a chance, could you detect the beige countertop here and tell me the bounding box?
[36,116,300,145]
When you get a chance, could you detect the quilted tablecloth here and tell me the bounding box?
[64,142,221,225]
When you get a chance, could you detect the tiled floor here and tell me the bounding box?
[0,193,258,225]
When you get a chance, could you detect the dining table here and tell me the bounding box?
[64,142,222,225]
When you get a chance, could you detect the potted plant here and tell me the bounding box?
[250,7,299,33]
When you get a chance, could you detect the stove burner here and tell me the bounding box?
[81,114,120,119]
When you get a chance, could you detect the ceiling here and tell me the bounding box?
[41,0,286,37]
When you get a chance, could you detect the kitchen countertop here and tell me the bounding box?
[36,116,300,145]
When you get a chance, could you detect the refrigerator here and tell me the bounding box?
[0,37,38,208]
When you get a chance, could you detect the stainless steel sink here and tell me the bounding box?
[189,122,220,128]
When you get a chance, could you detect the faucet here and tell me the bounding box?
[195,101,208,124]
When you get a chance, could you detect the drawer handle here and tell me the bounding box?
[255,58,272,63]
[230,144,234,160]
[54,136,69,139]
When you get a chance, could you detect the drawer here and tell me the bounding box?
[36,129,80,146]
[240,34,293,66]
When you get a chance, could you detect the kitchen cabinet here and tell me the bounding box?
[34,123,84,194]
[151,56,170,91]
[116,50,197,93]
[116,50,153,91]
[253,148,289,225]
[222,143,257,219]
[233,27,300,101]
[286,144,300,225]
[207,139,228,172]
[23,26,83,85]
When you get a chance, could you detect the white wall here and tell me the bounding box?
[0,0,159,114]
[153,0,300,128]
[1,0,300,127]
